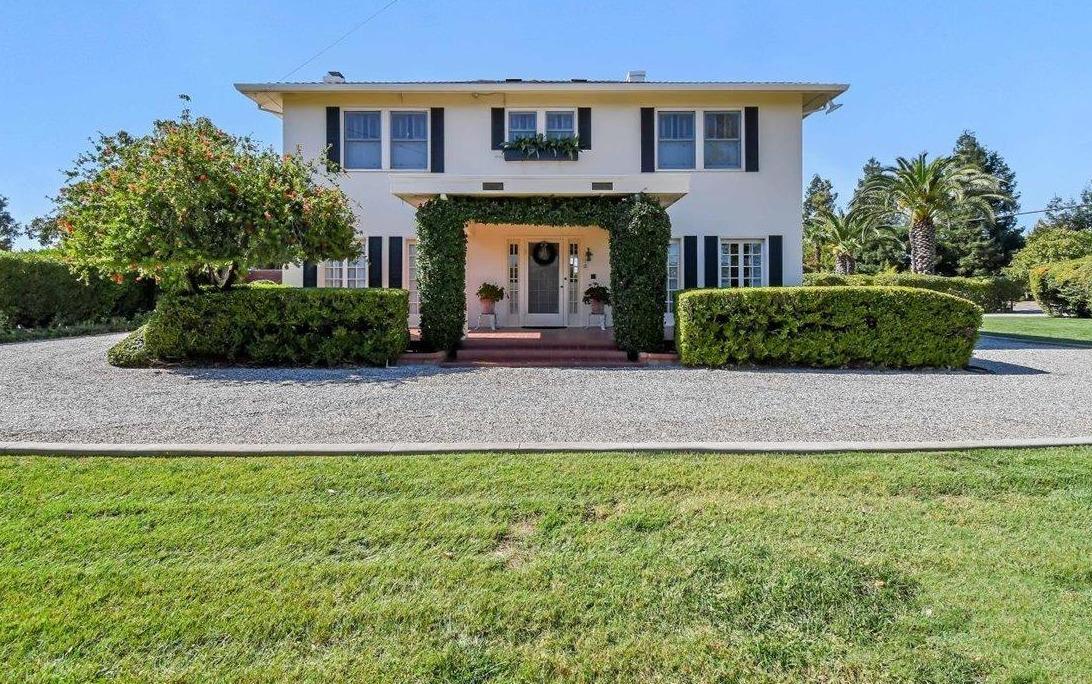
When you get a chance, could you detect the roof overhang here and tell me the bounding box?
[388,174,690,208]
[234,81,849,117]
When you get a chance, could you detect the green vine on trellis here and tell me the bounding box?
[414,194,670,355]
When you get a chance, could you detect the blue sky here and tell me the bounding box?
[3,0,1090,248]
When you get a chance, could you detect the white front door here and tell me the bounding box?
[523,240,564,326]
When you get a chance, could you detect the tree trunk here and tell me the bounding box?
[213,263,239,290]
[909,217,937,274]
[184,269,203,295]
[834,252,856,275]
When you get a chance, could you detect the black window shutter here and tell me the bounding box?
[744,106,759,172]
[577,107,592,150]
[388,237,403,288]
[704,236,719,288]
[325,107,341,166]
[491,108,505,150]
[768,235,783,286]
[368,236,383,287]
[683,236,697,289]
[430,108,444,173]
[640,107,655,172]
[302,262,318,288]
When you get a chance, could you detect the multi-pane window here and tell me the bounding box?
[344,111,381,169]
[657,111,695,169]
[390,111,428,169]
[704,111,742,169]
[322,256,368,287]
[507,243,520,314]
[546,111,575,140]
[567,242,580,315]
[666,239,681,312]
[720,240,764,288]
[508,111,537,141]
[407,241,420,320]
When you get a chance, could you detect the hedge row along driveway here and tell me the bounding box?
[676,286,982,368]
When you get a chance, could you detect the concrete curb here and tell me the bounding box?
[2,436,1092,457]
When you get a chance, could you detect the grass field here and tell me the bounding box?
[2,449,1091,682]
[980,313,1092,345]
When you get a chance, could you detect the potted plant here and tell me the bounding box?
[476,282,505,314]
[582,282,611,314]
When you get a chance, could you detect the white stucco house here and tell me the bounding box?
[235,72,846,330]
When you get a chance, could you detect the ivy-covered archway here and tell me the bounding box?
[414,194,671,354]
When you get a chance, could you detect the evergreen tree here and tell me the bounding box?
[850,158,906,272]
[0,195,18,251]
[938,131,1023,275]
[1042,184,1092,232]
[802,175,837,272]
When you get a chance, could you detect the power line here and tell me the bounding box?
[998,202,1092,219]
[277,0,402,82]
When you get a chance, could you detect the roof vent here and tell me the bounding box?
[505,77,523,82]
[323,71,346,84]
[625,70,646,83]
[571,78,588,82]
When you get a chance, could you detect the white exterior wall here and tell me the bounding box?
[279,89,806,321]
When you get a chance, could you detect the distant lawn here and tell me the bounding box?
[0,318,140,345]
[3,450,1091,682]
[980,313,1092,345]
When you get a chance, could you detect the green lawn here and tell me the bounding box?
[2,450,1091,683]
[0,318,141,344]
[980,313,1092,345]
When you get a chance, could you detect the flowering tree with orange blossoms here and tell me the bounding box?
[58,97,358,293]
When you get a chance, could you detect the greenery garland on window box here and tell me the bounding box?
[414,194,670,355]
[501,134,581,161]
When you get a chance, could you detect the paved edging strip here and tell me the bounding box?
[3,436,1092,457]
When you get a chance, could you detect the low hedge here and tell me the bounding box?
[0,251,156,328]
[1030,256,1092,317]
[141,288,409,366]
[676,287,982,368]
[802,272,1021,313]
[107,325,152,368]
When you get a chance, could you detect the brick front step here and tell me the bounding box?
[462,329,617,351]
[441,360,645,368]
[455,348,632,363]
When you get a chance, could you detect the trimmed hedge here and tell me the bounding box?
[676,286,982,368]
[0,251,155,328]
[802,272,1021,313]
[141,288,409,366]
[1030,256,1092,317]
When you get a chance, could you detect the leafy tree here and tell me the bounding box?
[1041,183,1092,232]
[58,99,358,293]
[1004,225,1092,289]
[858,153,1005,274]
[808,208,900,275]
[0,195,18,251]
[25,215,61,248]
[802,175,838,272]
[936,131,1023,275]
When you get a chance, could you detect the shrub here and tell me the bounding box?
[1005,227,1092,290]
[676,287,981,368]
[0,251,155,328]
[803,271,1020,312]
[107,325,152,368]
[246,279,282,287]
[1029,257,1092,317]
[143,288,409,366]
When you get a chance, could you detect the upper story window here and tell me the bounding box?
[390,111,428,170]
[657,111,695,169]
[546,111,575,140]
[704,111,742,169]
[344,111,381,169]
[508,111,538,141]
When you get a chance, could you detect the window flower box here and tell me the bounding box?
[502,148,580,161]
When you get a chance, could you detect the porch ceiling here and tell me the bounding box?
[389,174,689,208]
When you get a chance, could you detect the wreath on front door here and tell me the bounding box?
[532,241,558,266]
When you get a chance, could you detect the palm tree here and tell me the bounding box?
[809,208,899,275]
[858,153,1004,274]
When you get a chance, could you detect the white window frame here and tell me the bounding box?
[342,110,381,171]
[654,107,746,173]
[342,109,430,172]
[321,255,368,288]
[703,110,743,170]
[666,238,682,313]
[718,238,766,288]
[406,239,420,325]
[504,108,578,142]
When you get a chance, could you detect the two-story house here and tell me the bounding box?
[235,72,847,329]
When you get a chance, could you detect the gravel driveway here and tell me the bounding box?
[2,334,1091,445]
